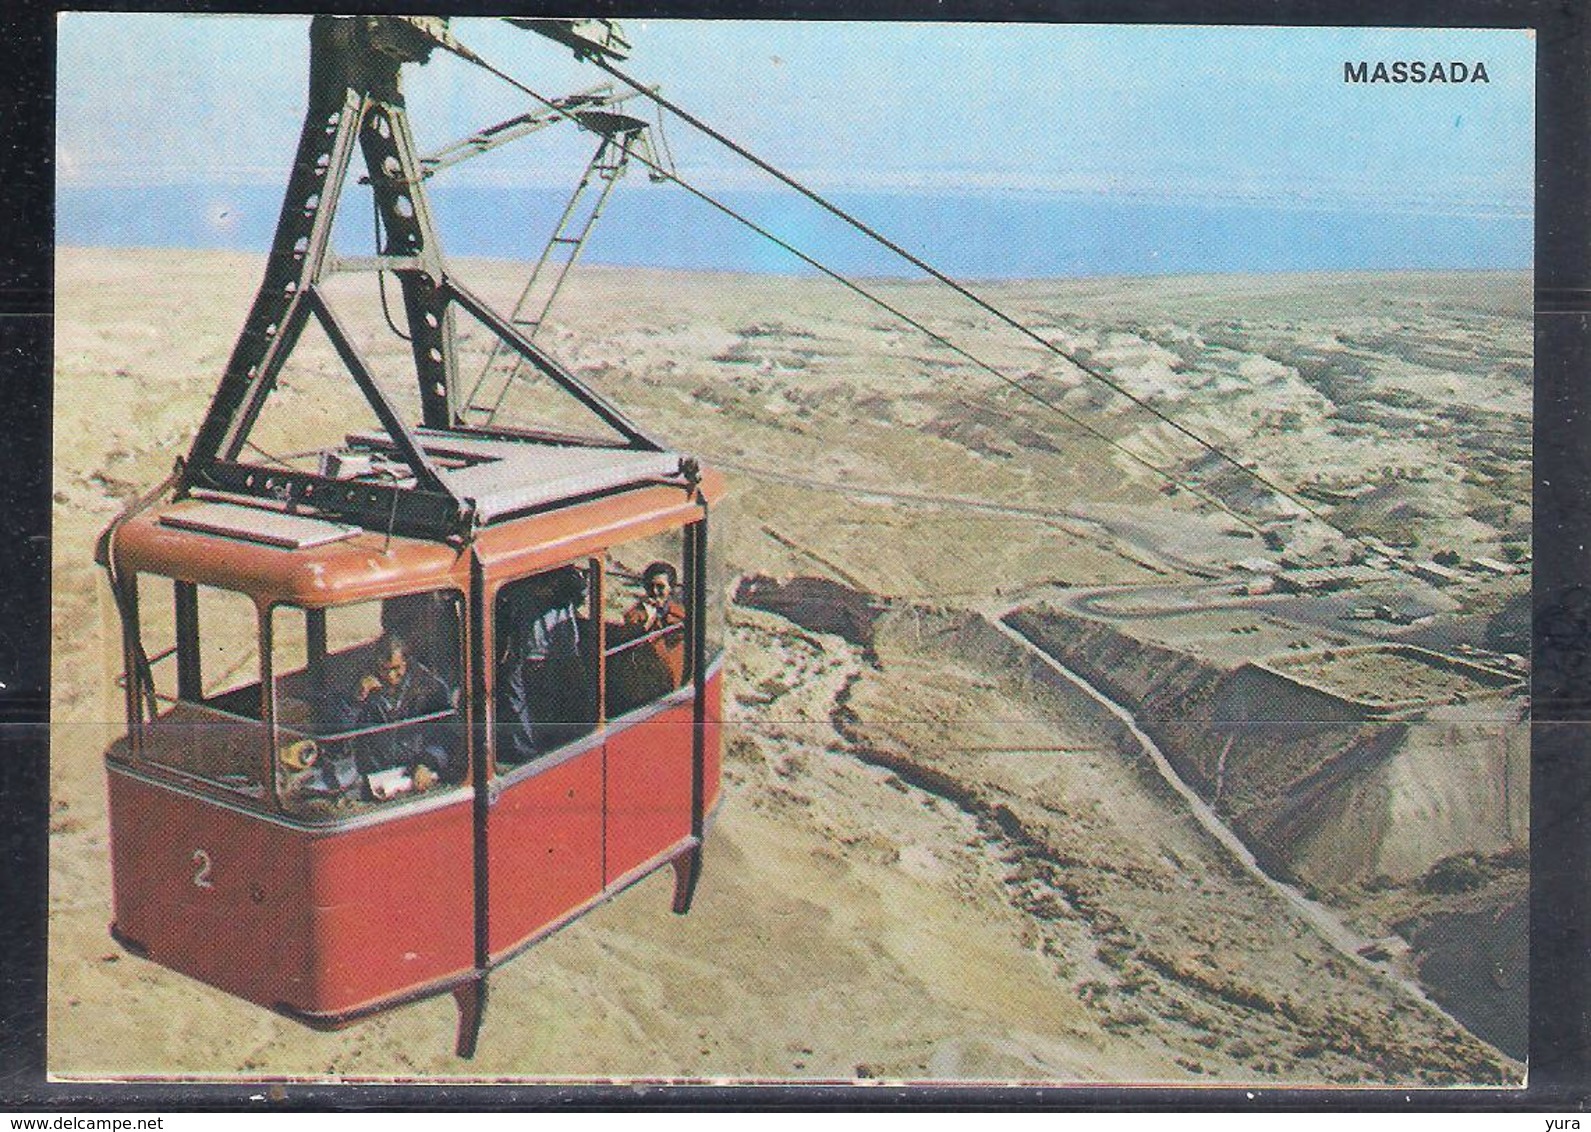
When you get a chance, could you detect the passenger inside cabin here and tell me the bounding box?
[609,561,686,715]
[380,591,461,691]
[303,631,459,801]
[626,561,686,682]
[497,566,595,763]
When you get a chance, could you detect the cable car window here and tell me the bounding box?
[194,584,265,712]
[272,591,465,814]
[706,503,731,662]
[128,577,267,796]
[604,531,689,719]
[127,573,178,707]
[494,564,597,767]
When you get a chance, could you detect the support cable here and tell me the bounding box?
[649,166,1261,530]
[589,56,1340,532]
[243,439,299,469]
[419,40,1264,529]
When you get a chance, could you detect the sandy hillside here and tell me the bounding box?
[50,247,1525,1084]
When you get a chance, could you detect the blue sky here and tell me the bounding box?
[58,16,1533,218]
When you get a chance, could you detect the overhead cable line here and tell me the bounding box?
[646,169,1264,531]
[586,54,1343,534]
[423,36,1265,531]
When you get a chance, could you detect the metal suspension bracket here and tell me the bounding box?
[462,108,662,426]
[504,18,631,62]
[408,85,647,182]
[176,15,672,542]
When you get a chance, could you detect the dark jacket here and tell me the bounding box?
[311,661,459,793]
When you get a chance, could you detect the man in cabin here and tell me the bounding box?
[610,561,687,714]
[498,566,594,762]
[380,590,461,691]
[626,561,686,683]
[330,631,458,798]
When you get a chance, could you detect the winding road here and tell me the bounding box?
[981,607,1498,1048]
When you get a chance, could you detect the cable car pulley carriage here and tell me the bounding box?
[97,15,727,1057]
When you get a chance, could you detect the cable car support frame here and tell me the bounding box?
[101,15,717,1061]
[179,16,668,545]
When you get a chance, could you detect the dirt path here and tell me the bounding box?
[987,612,1454,1019]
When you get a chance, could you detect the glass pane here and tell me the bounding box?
[196,585,260,710]
[270,604,309,694]
[604,529,688,719]
[495,563,597,766]
[706,502,732,661]
[130,575,178,708]
[327,597,384,656]
[274,590,465,815]
[131,580,266,798]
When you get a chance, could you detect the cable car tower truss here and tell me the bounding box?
[180,15,683,545]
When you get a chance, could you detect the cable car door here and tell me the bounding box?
[600,527,698,886]
[484,564,605,958]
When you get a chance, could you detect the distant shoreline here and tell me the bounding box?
[52,244,1534,289]
[57,182,1534,281]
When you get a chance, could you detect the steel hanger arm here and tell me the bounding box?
[444,275,663,452]
[410,85,649,180]
[305,288,452,496]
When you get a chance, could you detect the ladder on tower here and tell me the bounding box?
[462,110,663,426]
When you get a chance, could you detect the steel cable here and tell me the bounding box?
[589,55,1340,533]
[424,36,1270,531]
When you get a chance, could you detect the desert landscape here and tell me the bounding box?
[51,246,1528,1084]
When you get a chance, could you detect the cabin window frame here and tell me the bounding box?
[484,518,713,779]
[117,572,474,815]
[121,572,274,801]
[488,555,605,775]
[600,527,694,726]
[266,587,469,814]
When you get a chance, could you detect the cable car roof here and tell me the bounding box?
[342,429,686,524]
[111,467,726,607]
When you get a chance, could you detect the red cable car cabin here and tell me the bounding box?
[104,447,727,1054]
[97,16,729,1056]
